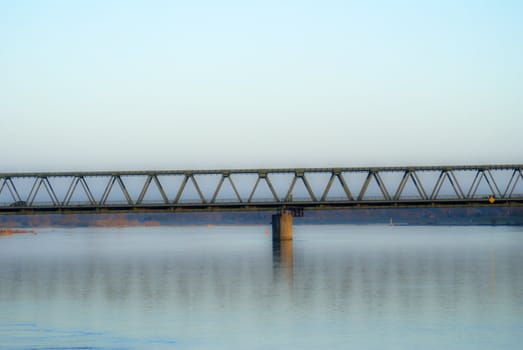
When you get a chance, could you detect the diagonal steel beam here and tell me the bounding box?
[0,178,6,201]
[115,176,134,205]
[485,170,502,197]
[284,176,298,202]
[447,171,465,199]
[136,175,153,205]
[225,175,243,203]
[100,176,116,205]
[135,175,171,205]
[301,173,317,202]
[394,171,427,200]
[432,170,464,199]
[393,171,410,200]
[410,171,428,200]
[152,175,170,204]
[358,171,373,201]
[41,177,60,206]
[0,178,17,203]
[190,175,207,204]
[373,172,391,201]
[467,170,482,198]
[65,176,96,205]
[4,178,22,203]
[321,173,336,201]
[135,174,172,204]
[263,175,280,202]
[503,170,517,198]
[63,177,79,205]
[338,173,354,201]
[247,177,261,203]
[28,177,62,206]
[211,175,226,204]
[79,177,96,205]
[174,175,190,204]
[431,171,446,199]
[26,178,40,205]
[504,169,523,198]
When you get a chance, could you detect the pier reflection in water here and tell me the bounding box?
[0,225,522,349]
[272,240,294,284]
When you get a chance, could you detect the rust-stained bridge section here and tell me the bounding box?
[1,164,522,214]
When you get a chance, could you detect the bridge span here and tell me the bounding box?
[2,164,522,239]
[1,164,522,213]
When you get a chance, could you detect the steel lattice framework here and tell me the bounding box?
[0,165,522,214]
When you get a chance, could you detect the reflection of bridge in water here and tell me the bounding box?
[1,227,521,320]
[1,165,522,238]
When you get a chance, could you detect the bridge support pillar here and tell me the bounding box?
[272,212,293,241]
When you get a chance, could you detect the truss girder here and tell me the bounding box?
[0,165,522,210]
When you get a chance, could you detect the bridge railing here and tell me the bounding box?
[0,165,522,210]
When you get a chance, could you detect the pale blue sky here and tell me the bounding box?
[1,0,522,171]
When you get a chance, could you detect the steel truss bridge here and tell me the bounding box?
[0,165,522,214]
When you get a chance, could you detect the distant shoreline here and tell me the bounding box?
[1,206,522,228]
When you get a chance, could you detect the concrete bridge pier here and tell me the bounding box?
[272,212,293,241]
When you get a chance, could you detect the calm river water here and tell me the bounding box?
[0,225,522,349]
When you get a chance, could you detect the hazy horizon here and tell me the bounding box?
[2,1,522,172]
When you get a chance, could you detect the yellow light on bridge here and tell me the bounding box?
[488,196,496,204]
